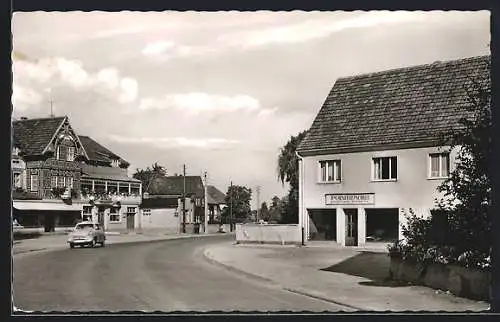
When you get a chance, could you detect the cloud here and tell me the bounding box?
[109,134,240,150]
[12,56,139,104]
[139,92,260,114]
[142,41,176,56]
[12,84,43,106]
[217,11,426,48]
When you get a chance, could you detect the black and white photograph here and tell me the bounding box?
[11,10,492,313]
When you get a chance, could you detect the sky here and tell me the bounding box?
[11,10,490,209]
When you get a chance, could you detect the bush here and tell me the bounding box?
[388,208,490,271]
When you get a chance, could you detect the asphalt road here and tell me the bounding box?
[13,235,351,312]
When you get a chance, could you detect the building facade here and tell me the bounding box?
[296,55,490,247]
[12,116,142,232]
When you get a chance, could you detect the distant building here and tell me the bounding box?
[296,56,490,246]
[12,116,142,232]
[206,185,226,224]
[141,175,205,233]
[140,176,227,233]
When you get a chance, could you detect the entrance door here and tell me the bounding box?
[127,213,135,230]
[344,209,358,246]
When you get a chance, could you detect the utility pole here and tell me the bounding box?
[256,185,261,222]
[229,180,233,232]
[204,171,208,234]
[182,164,186,234]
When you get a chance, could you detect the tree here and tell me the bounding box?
[133,162,167,193]
[277,130,308,223]
[221,185,252,224]
[268,196,282,223]
[260,202,270,222]
[436,60,491,255]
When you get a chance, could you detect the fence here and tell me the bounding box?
[235,223,302,245]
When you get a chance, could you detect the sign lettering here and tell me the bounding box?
[325,193,375,205]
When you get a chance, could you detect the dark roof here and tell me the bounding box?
[141,197,178,209]
[12,116,66,155]
[81,164,141,182]
[297,55,490,155]
[207,185,226,205]
[78,135,129,166]
[147,176,204,198]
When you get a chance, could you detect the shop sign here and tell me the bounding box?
[325,193,375,205]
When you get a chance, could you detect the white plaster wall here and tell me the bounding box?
[141,208,179,232]
[301,146,458,244]
[235,224,302,244]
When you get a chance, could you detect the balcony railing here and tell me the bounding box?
[80,190,141,203]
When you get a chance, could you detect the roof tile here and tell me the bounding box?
[298,56,490,154]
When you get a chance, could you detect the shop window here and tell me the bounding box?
[143,208,151,216]
[319,160,341,182]
[429,153,450,178]
[372,157,397,181]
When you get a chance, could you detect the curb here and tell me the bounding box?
[202,248,277,285]
[13,234,232,257]
[201,247,362,311]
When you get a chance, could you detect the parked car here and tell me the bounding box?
[67,222,106,248]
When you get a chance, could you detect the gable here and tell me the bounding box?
[12,116,66,156]
[297,55,490,155]
[46,117,90,160]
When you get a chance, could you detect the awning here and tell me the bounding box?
[13,200,84,211]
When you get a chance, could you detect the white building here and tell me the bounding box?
[296,55,490,247]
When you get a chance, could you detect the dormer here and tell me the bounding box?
[12,146,20,156]
[111,159,120,168]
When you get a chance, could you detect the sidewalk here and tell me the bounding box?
[13,231,231,256]
[203,242,490,312]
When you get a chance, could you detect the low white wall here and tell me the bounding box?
[235,224,302,245]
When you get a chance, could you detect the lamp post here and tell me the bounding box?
[229,180,233,232]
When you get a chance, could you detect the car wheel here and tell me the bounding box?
[101,240,105,247]
[90,239,96,248]
[69,243,75,249]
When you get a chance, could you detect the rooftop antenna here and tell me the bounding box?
[45,88,54,117]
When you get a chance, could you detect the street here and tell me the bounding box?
[13,235,351,312]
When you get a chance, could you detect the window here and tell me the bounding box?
[429,153,450,178]
[109,207,120,222]
[30,174,39,192]
[83,206,93,214]
[111,159,120,167]
[373,157,397,180]
[57,176,65,188]
[13,147,20,156]
[13,172,21,188]
[51,176,57,188]
[143,209,151,216]
[67,147,75,161]
[319,160,341,182]
[127,207,137,214]
[67,177,74,188]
